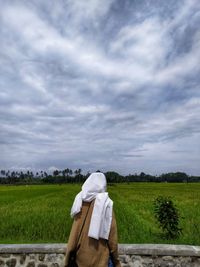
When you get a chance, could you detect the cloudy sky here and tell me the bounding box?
[0,0,200,175]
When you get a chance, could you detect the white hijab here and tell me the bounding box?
[70,172,113,240]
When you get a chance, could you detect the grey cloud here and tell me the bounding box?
[0,0,200,175]
[119,154,144,158]
[170,150,191,153]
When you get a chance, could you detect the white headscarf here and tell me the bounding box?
[70,172,113,240]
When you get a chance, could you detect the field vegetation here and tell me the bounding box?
[0,183,199,245]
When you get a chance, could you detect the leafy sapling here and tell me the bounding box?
[153,196,183,239]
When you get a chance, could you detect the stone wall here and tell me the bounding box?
[0,243,200,267]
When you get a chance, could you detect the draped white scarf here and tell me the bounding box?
[70,172,113,240]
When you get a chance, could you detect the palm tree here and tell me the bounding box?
[6,170,10,178]
[74,169,82,182]
[0,170,5,176]
[65,168,70,177]
[53,170,59,177]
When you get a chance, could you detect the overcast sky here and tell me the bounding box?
[0,0,200,175]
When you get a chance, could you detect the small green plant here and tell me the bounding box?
[153,196,182,239]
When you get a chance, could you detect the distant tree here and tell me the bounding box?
[105,171,122,183]
[0,168,199,185]
[161,172,188,182]
[66,168,70,177]
[53,170,59,177]
[74,168,82,182]
[140,172,145,178]
[1,170,6,176]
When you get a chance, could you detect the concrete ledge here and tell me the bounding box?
[0,243,200,257]
[118,244,200,256]
[0,244,65,254]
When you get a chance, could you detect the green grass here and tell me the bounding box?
[0,183,199,245]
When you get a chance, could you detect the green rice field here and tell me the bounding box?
[0,183,199,245]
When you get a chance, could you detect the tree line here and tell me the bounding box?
[0,169,200,185]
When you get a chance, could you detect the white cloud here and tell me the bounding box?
[67,0,114,23]
[110,18,171,69]
[0,3,155,89]
[156,38,200,85]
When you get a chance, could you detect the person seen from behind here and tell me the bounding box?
[64,171,121,267]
